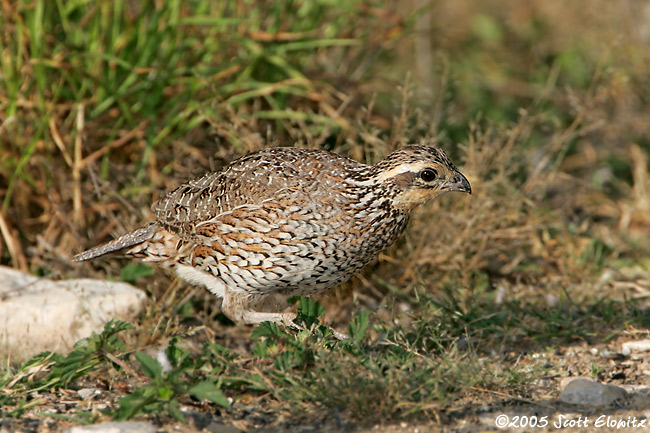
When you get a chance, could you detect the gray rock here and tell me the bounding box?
[65,422,156,433]
[559,377,628,407]
[0,266,145,362]
[205,422,243,433]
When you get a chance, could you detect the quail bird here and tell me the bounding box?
[74,145,471,326]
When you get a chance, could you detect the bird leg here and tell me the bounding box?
[175,265,297,326]
[221,290,298,326]
[176,267,348,338]
[222,290,349,340]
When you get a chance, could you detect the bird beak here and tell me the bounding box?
[444,171,472,195]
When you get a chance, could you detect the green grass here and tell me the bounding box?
[2,288,646,423]
[0,0,388,211]
[0,299,503,422]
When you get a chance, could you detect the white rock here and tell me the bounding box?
[155,347,173,373]
[0,266,145,362]
[622,339,650,355]
[65,421,156,433]
[559,377,628,407]
[620,384,650,393]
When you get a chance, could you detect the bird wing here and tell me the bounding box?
[152,148,357,237]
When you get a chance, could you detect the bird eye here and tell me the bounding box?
[420,168,438,182]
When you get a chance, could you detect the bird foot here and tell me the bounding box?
[236,310,349,340]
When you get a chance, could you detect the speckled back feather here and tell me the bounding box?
[152,147,368,237]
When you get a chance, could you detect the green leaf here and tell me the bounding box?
[114,390,156,421]
[165,337,191,369]
[103,320,135,335]
[294,297,325,328]
[42,320,133,388]
[135,352,163,379]
[166,398,186,423]
[251,321,286,339]
[189,380,231,408]
[157,386,174,401]
[120,263,154,284]
[349,311,371,344]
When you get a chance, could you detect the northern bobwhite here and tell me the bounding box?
[74,145,471,326]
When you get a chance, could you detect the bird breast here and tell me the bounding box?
[186,184,409,296]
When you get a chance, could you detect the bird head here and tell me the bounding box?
[369,145,471,211]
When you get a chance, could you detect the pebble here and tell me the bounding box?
[77,388,99,400]
[559,377,628,407]
[600,349,626,360]
[0,266,146,362]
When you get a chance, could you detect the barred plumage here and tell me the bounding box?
[74,145,471,326]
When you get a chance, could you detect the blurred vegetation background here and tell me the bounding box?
[1,0,650,351]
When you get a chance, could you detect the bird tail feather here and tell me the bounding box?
[73,223,160,262]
